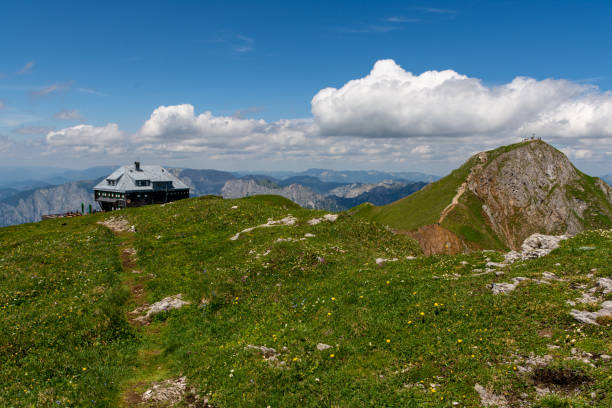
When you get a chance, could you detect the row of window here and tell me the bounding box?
[97,191,188,199]
[99,191,124,199]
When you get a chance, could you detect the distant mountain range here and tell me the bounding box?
[0,166,432,227]
[234,168,439,184]
[2,163,608,228]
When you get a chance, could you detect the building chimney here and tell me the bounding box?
[135,161,141,171]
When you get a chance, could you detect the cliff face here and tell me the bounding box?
[0,180,98,227]
[465,141,605,249]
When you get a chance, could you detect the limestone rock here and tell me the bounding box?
[316,343,332,351]
[142,376,187,404]
[596,277,612,295]
[131,294,190,324]
[571,301,612,325]
[230,215,298,240]
[474,383,508,407]
[488,277,529,295]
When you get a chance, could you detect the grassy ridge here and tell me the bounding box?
[1,195,611,407]
[353,156,478,231]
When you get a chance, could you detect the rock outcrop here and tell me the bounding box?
[362,140,612,253]
[465,141,609,249]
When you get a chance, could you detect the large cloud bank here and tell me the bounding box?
[312,59,611,139]
[42,59,612,166]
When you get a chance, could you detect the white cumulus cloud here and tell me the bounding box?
[46,124,125,153]
[135,104,315,155]
[35,60,612,172]
[311,59,610,140]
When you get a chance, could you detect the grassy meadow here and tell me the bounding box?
[1,195,610,407]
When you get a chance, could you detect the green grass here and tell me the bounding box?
[353,155,478,231]
[0,215,138,406]
[350,141,532,234]
[568,171,612,230]
[442,190,508,251]
[1,195,611,406]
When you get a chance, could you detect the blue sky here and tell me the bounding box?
[2,1,612,175]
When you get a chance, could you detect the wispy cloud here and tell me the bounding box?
[419,7,457,14]
[232,45,253,53]
[29,81,73,99]
[574,76,604,84]
[232,106,264,119]
[0,112,39,127]
[0,98,4,110]
[76,87,106,97]
[236,34,254,43]
[233,34,255,53]
[54,108,85,121]
[13,126,56,135]
[339,24,403,34]
[386,16,420,23]
[199,33,255,53]
[17,60,35,75]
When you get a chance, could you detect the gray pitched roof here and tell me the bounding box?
[94,163,189,192]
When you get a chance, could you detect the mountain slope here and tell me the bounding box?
[0,179,100,227]
[356,140,612,254]
[169,168,236,196]
[330,181,427,208]
[221,179,341,210]
[299,168,438,183]
[2,195,611,407]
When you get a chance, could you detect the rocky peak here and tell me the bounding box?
[465,140,610,249]
[359,140,612,254]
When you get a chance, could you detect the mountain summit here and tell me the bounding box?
[356,140,612,254]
